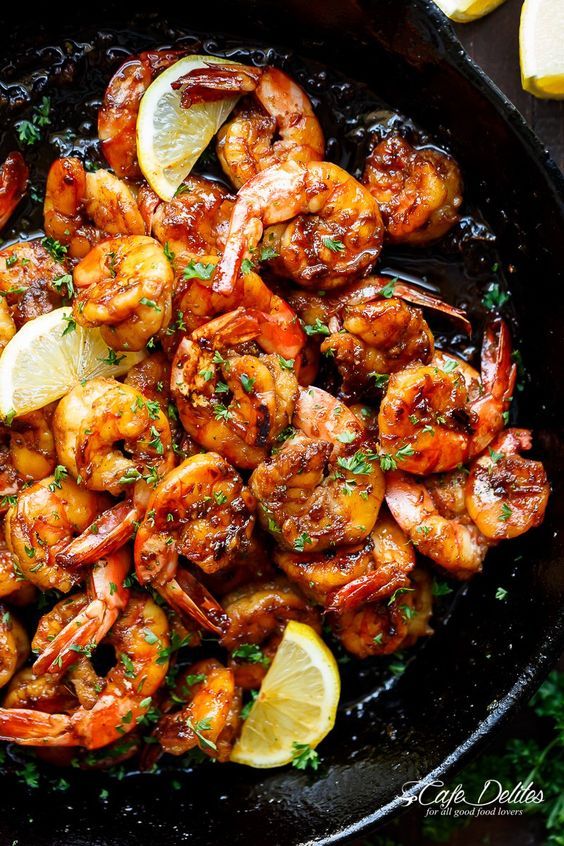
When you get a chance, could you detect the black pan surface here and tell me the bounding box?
[0,2,563,844]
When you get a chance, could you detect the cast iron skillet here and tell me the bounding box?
[0,2,563,844]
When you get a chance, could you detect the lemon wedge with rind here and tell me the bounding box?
[137,55,240,201]
[0,307,145,420]
[230,621,340,769]
[433,0,506,22]
[520,0,564,99]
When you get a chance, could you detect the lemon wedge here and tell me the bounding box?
[520,0,564,98]
[137,55,240,201]
[433,0,506,22]
[230,621,340,769]
[0,307,144,420]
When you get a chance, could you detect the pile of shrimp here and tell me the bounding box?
[0,52,549,767]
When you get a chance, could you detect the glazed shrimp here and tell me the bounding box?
[154,658,238,759]
[0,240,65,327]
[221,578,321,689]
[0,298,15,352]
[4,476,110,592]
[465,428,549,540]
[175,63,324,188]
[98,50,185,179]
[250,386,385,551]
[32,549,130,678]
[2,666,78,713]
[138,175,234,264]
[8,407,57,481]
[43,158,145,259]
[363,134,463,244]
[378,318,516,475]
[330,567,434,658]
[134,453,256,634]
[0,608,30,688]
[167,258,305,362]
[212,160,383,294]
[386,468,490,579]
[275,509,415,608]
[0,152,28,230]
[73,235,173,350]
[171,308,299,469]
[0,594,169,749]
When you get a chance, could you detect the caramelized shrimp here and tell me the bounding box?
[4,476,110,592]
[0,152,28,230]
[175,63,324,188]
[331,567,433,658]
[386,468,490,579]
[465,428,549,540]
[32,550,130,677]
[171,309,299,469]
[0,608,30,688]
[250,386,385,551]
[363,135,463,244]
[378,319,516,475]
[221,578,321,688]
[213,160,383,294]
[43,158,145,259]
[0,240,65,327]
[2,666,78,713]
[139,175,234,264]
[0,298,16,353]
[0,594,169,749]
[99,50,185,179]
[155,658,237,759]
[134,453,255,634]
[275,509,415,607]
[8,407,57,481]
[73,235,173,350]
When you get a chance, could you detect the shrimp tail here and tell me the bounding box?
[481,317,517,402]
[172,63,261,108]
[0,708,74,745]
[32,599,110,676]
[327,569,409,614]
[393,281,472,335]
[55,501,140,567]
[159,571,229,636]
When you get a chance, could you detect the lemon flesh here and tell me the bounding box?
[137,55,240,201]
[230,621,340,769]
[433,0,506,21]
[0,307,144,420]
[520,0,564,98]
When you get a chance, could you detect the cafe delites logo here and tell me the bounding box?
[400,778,545,820]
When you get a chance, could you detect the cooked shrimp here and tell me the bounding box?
[330,567,433,658]
[0,239,65,327]
[0,607,30,688]
[134,453,255,634]
[32,549,130,678]
[54,377,173,495]
[0,298,16,353]
[8,407,56,481]
[167,258,305,362]
[386,468,490,579]
[99,50,185,179]
[465,428,549,540]
[213,160,383,294]
[155,658,237,759]
[0,594,169,749]
[363,134,463,244]
[378,318,516,475]
[172,308,299,469]
[275,509,415,607]
[175,63,324,189]
[139,175,234,264]
[221,577,321,689]
[0,152,28,230]
[4,476,110,592]
[2,666,78,713]
[43,158,145,259]
[250,386,385,551]
[73,235,173,350]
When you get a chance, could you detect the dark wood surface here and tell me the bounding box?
[454,0,564,171]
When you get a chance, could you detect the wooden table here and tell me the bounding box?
[455,0,564,171]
